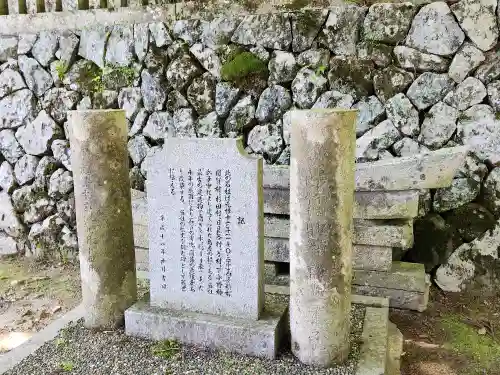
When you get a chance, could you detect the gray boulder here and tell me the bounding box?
[268,51,298,85]
[352,95,385,136]
[275,146,290,165]
[433,177,480,212]
[187,72,216,116]
[78,26,109,68]
[449,41,486,83]
[14,154,39,185]
[200,17,240,48]
[292,67,328,109]
[23,197,56,224]
[118,87,143,120]
[34,156,59,188]
[0,129,24,163]
[363,3,415,44]
[11,183,41,213]
[48,169,73,199]
[172,19,202,46]
[446,203,496,242]
[128,135,151,166]
[312,91,354,109]
[393,46,450,73]
[0,68,26,99]
[197,112,221,138]
[419,102,458,149]
[128,109,148,137]
[373,65,414,103]
[256,85,291,124]
[357,41,393,68]
[231,14,292,50]
[105,25,134,67]
[27,214,65,258]
[56,194,76,226]
[31,31,58,67]
[140,145,162,179]
[56,31,79,66]
[488,80,500,111]
[224,95,255,135]
[134,23,149,63]
[247,122,284,163]
[0,192,25,238]
[297,49,330,69]
[130,166,145,191]
[143,112,172,142]
[385,93,419,137]
[149,22,173,48]
[443,77,487,110]
[166,55,202,90]
[328,57,374,100]
[0,89,36,129]
[51,140,72,171]
[41,88,80,123]
[0,232,18,256]
[405,2,465,56]
[93,90,118,110]
[0,36,18,62]
[189,44,222,79]
[172,108,197,137]
[483,168,500,216]
[0,161,15,192]
[407,72,455,110]
[355,119,401,161]
[392,137,429,157]
[215,82,240,118]
[166,90,190,113]
[249,46,270,64]
[16,110,63,156]
[18,55,53,97]
[291,9,328,53]
[141,69,167,112]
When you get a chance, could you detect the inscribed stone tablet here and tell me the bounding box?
[147,138,264,320]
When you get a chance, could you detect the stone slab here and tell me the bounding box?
[146,138,264,320]
[263,146,468,191]
[353,245,392,272]
[353,262,427,292]
[386,322,404,375]
[264,188,419,219]
[355,306,389,375]
[124,295,287,360]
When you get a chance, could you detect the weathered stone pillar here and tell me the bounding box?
[68,110,137,330]
[289,109,357,367]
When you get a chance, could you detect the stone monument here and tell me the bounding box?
[125,137,287,359]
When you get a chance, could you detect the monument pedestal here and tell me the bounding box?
[125,295,288,359]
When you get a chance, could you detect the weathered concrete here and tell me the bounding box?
[289,109,356,366]
[353,262,427,292]
[68,110,137,330]
[355,306,388,375]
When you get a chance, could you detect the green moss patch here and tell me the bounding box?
[220,52,268,83]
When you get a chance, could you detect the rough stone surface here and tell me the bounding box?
[418,102,458,148]
[215,82,240,118]
[48,168,74,199]
[268,51,299,85]
[78,26,109,68]
[189,43,222,79]
[357,42,393,68]
[393,46,450,73]
[392,137,429,157]
[0,68,26,99]
[149,22,173,48]
[328,57,374,100]
[405,2,465,57]
[363,3,415,44]
[197,112,221,138]
[14,154,39,186]
[297,49,330,70]
[31,31,58,67]
[143,112,173,142]
[18,55,53,97]
[201,17,240,48]
[0,192,24,238]
[231,14,292,50]
[487,80,500,111]
[385,93,419,137]
[356,119,401,161]
[56,31,79,65]
[172,19,202,46]
[406,72,455,110]
[105,25,135,67]
[166,54,202,90]
[34,156,59,188]
[312,91,354,110]
[27,213,65,258]
[446,203,496,242]
[23,197,56,225]
[16,110,63,156]
[433,177,480,212]
[256,85,292,124]
[291,10,329,53]
[134,23,149,62]
[320,4,366,56]
[0,36,18,62]
[292,67,328,109]
[118,88,143,120]
[51,139,72,171]
[224,95,255,135]
[0,129,24,164]
[353,95,385,136]
[187,72,216,116]
[41,88,80,124]
[474,50,500,84]
[373,66,414,103]
[128,109,148,137]
[141,70,167,112]
[172,108,197,137]
[443,77,486,110]
[247,122,283,163]
[450,0,498,52]
[0,89,37,130]
[0,161,16,192]
[483,168,500,216]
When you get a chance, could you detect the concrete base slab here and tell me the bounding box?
[386,322,404,375]
[124,295,288,359]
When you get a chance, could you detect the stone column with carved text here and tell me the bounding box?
[289,109,357,367]
[68,110,137,330]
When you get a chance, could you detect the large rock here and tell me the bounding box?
[0,36,18,62]
[407,72,455,110]
[62,60,100,94]
[142,112,172,142]
[14,154,39,185]
[352,95,384,136]
[328,57,374,100]
[215,82,240,118]
[27,214,65,258]
[355,119,401,161]
[127,135,150,165]
[200,17,240,48]
[166,90,189,113]
[405,2,465,57]
[0,161,15,192]
[320,4,366,56]
[187,72,216,116]
[487,80,500,111]
[118,88,143,120]
[172,19,202,46]
[56,194,75,226]
[406,213,461,272]
[0,129,24,164]
[23,196,56,224]
[15,110,63,156]
[268,51,299,84]
[105,25,135,67]
[446,203,496,242]
[290,10,329,53]
[0,89,36,130]
[166,54,202,90]
[312,91,354,109]
[34,156,59,188]
[292,67,328,109]
[363,3,415,44]
[418,102,458,148]
[56,31,79,66]
[385,93,419,137]
[297,48,330,69]
[0,232,18,256]
[129,166,145,191]
[456,154,488,183]
[435,222,500,293]
[41,88,80,124]
[93,90,118,110]
[141,69,167,112]
[0,192,25,238]
[78,26,109,68]
[373,65,414,103]
[393,46,450,73]
[451,0,498,52]
[231,14,292,50]
[474,50,500,84]
[48,169,73,199]
[149,22,173,48]
[51,140,72,171]
[189,44,222,79]
[247,122,283,163]
[128,109,148,137]
[256,85,291,124]
[11,183,41,213]
[483,168,500,216]
[433,177,480,212]
[356,41,393,68]
[457,104,500,165]
[31,31,58,67]
[134,23,149,62]
[443,77,487,110]
[0,68,26,99]
[172,108,197,137]
[392,137,429,157]
[18,55,53,97]
[224,95,255,135]
[140,145,162,179]
[197,112,221,138]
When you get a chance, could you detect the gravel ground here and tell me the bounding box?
[5,295,365,375]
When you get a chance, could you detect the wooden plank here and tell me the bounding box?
[263,146,468,191]
[264,188,419,219]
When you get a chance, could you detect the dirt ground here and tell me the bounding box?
[0,255,81,354]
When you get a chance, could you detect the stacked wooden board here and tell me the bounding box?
[132,146,468,311]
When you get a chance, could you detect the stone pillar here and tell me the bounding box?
[289,109,357,367]
[68,110,137,330]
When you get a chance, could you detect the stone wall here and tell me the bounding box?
[0,0,499,290]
